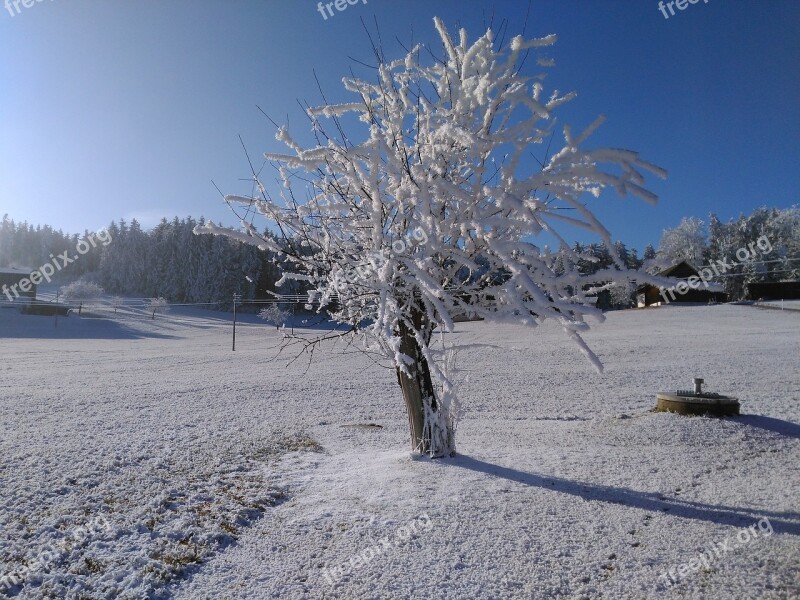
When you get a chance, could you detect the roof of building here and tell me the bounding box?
[657,260,699,278]
[0,267,32,275]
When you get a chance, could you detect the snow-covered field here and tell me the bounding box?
[1,303,798,599]
[754,299,800,312]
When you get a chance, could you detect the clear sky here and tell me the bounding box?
[1,0,798,252]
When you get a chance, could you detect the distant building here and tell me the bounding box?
[637,261,727,307]
[746,281,800,300]
[581,283,620,311]
[0,268,36,302]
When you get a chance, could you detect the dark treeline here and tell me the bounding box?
[2,206,797,309]
[0,215,288,308]
[569,240,655,274]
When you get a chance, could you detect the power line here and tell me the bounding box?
[695,257,800,270]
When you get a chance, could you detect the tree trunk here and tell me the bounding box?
[396,307,454,458]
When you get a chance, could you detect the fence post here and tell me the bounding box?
[232,293,242,351]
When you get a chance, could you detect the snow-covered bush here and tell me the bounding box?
[60,279,104,315]
[609,280,636,309]
[147,297,169,320]
[258,304,289,329]
[198,18,665,457]
[60,279,104,302]
[110,296,124,313]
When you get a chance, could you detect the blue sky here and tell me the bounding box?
[1,0,798,253]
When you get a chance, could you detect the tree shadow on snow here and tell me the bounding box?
[731,414,800,440]
[451,455,800,535]
[0,314,177,340]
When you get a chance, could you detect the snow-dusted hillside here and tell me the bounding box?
[0,304,798,599]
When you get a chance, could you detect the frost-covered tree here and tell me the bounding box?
[627,247,642,270]
[658,217,706,266]
[198,18,665,457]
[707,206,800,298]
[147,297,169,320]
[60,279,104,316]
[110,296,124,314]
[608,279,635,308]
[60,280,103,302]
[259,304,290,329]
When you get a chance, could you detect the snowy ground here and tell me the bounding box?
[753,299,800,312]
[1,303,798,599]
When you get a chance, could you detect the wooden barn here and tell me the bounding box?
[0,268,36,302]
[637,261,727,307]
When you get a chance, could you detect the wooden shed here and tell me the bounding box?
[0,268,36,302]
[637,261,727,307]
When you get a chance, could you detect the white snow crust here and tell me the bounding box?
[0,304,798,598]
